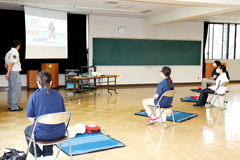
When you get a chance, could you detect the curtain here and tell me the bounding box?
[202,22,209,77]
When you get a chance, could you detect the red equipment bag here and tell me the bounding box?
[192,95,200,99]
[85,124,101,133]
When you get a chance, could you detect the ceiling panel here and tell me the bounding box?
[0,0,187,17]
[0,0,239,24]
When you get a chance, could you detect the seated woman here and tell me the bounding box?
[193,65,230,107]
[142,66,174,124]
[201,60,221,89]
[24,71,66,160]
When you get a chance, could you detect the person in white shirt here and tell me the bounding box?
[4,40,23,111]
[193,65,230,107]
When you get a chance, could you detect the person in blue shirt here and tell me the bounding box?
[201,60,221,89]
[24,71,66,160]
[142,66,174,124]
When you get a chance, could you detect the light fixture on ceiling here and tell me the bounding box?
[116,5,133,9]
[75,6,138,13]
[105,0,120,5]
[140,10,152,13]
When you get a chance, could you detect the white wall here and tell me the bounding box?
[89,15,204,84]
[205,59,240,81]
[0,75,26,87]
[0,74,65,87]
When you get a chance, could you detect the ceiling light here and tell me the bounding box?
[105,0,120,4]
[116,5,133,9]
[140,10,152,13]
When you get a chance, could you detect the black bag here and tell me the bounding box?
[0,148,26,160]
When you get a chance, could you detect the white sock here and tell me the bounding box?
[43,156,53,160]
[33,156,42,160]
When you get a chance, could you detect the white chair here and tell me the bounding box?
[147,90,176,129]
[208,82,229,110]
[26,111,73,160]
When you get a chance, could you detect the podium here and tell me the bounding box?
[41,63,59,88]
[27,70,39,89]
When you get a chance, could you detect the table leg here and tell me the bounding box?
[114,77,119,96]
[107,77,119,96]
[107,77,112,96]
[78,79,83,102]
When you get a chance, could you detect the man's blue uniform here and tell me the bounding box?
[211,67,220,80]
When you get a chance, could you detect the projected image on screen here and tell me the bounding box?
[26,16,66,46]
[24,6,68,59]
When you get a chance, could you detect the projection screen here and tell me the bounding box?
[24,6,67,59]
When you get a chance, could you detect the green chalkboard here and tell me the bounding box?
[93,38,201,65]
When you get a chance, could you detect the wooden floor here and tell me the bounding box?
[1,83,240,160]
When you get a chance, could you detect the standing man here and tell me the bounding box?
[201,60,221,89]
[48,22,55,39]
[5,40,23,111]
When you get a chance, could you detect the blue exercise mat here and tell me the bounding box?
[134,110,198,122]
[180,96,198,102]
[56,132,125,156]
[191,89,201,93]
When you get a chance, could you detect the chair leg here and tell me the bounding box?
[55,142,63,159]
[210,94,218,107]
[150,106,157,117]
[171,109,175,126]
[146,106,156,124]
[26,138,33,160]
[217,96,221,108]
[32,137,37,159]
[163,108,175,129]
[67,131,73,160]
[55,131,72,160]
[220,95,227,110]
[158,109,166,127]
[159,110,165,127]
[68,140,73,160]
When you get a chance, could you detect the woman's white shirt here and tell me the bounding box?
[209,73,229,94]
